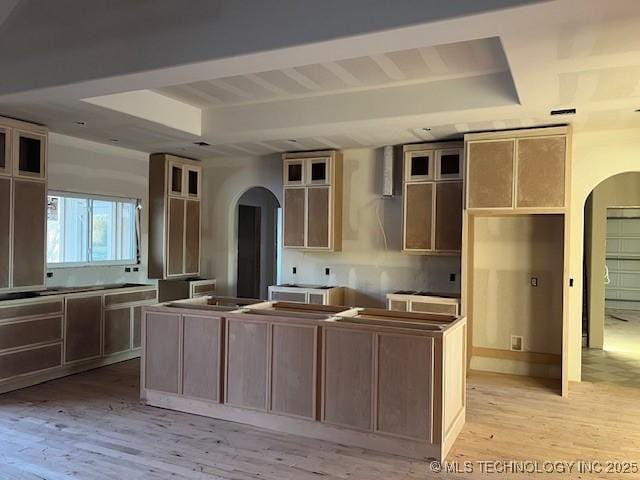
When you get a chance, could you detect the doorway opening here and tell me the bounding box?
[582,172,640,388]
[236,187,280,299]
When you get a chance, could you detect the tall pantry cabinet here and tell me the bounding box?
[0,116,48,292]
[148,154,202,279]
[282,151,343,251]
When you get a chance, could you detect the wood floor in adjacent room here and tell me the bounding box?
[0,360,638,480]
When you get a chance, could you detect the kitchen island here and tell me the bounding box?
[141,298,466,461]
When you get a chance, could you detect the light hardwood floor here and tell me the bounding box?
[0,360,639,479]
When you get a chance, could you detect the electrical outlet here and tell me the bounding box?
[325,267,330,276]
[125,267,132,273]
[292,267,297,274]
[449,273,456,282]
[133,267,139,272]
[530,277,538,287]
[510,335,523,352]
[46,272,53,278]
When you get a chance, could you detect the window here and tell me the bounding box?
[47,192,139,267]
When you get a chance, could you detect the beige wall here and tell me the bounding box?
[471,215,564,377]
[46,133,150,287]
[568,127,640,381]
[200,154,282,295]
[200,148,461,305]
[280,148,461,307]
[585,173,640,349]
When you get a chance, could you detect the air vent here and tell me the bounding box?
[550,108,576,116]
[194,141,210,147]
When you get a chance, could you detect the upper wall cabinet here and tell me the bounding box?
[0,116,48,293]
[282,151,342,251]
[402,143,463,255]
[465,126,569,212]
[148,153,202,279]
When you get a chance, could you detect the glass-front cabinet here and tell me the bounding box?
[14,130,46,179]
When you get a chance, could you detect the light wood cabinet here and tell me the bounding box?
[387,291,460,315]
[465,127,569,211]
[64,294,102,363]
[144,311,180,394]
[148,154,202,279]
[282,151,342,251]
[268,285,345,306]
[182,314,221,402]
[0,116,47,293]
[403,143,463,254]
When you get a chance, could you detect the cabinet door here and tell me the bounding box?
[516,136,566,208]
[0,178,10,289]
[226,319,269,410]
[13,130,46,179]
[145,312,180,393]
[405,150,433,182]
[12,179,46,288]
[284,188,305,247]
[169,162,184,196]
[436,149,463,180]
[284,159,305,186]
[404,182,434,251]
[0,125,10,176]
[307,187,330,248]
[435,181,463,252]
[184,200,200,274]
[308,158,330,185]
[167,197,185,276]
[186,167,201,199]
[377,334,433,440]
[270,290,307,303]
[323,328,374,430]
[104,307,132,355]
[65,295,102,363]
[271,324,316,418]
[467,140,514,209]
[183,315,220,401]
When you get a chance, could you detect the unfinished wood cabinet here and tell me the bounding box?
[0,178,10,290]
[144,311,180,394]
[64,294,102,363]
[465,127,569,212]
[148,154,202,279]
[103,307,131,355]
[403,143,463,254]
[386,292,460,315]
[225,318,269,410]
[0,116,47,293]
[282,151,342,251]
[182,314,221,402]
[268,285,345,306]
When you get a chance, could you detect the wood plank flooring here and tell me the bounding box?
[0,360,639,479]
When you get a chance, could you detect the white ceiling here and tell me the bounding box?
[0,0,639,158]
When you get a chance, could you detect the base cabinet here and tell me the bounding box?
[0,286,156,394]
[268,285,345,306]
[65,294,102,363]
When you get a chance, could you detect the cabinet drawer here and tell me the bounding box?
[410,301,458,315]
[270,291,307,303]
[104,289,156,307]
[0,300,63,321]
[0,316,62,351]
[0,344,61,380]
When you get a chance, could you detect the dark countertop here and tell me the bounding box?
[0,283,154,303]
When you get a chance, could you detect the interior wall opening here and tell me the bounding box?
[582,172,640,388]
[235,187,280,299]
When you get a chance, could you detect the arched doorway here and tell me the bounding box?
[582,172,640,388]
[235,187,280,299]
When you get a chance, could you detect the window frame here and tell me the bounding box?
[47,190,140,269]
